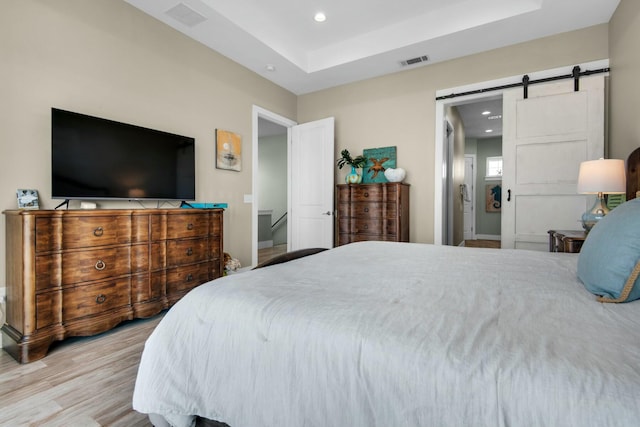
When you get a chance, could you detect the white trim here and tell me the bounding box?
[475,234,501,241]
[258,240,274,249]
[433,59,609,245]
[252,106,297,268]
[463,154,477,241]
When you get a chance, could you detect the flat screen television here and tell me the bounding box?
[51,108,195,202]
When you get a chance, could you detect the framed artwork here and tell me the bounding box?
[216,129,242,171]
[486,184,502,212]
[17,189,39,209]
[362,146,396,183]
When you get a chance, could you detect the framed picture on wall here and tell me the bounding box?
[485,184,501,212]
[216,129,242,171]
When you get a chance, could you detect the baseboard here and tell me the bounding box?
[258,240,274,249]
[475,234,501,241]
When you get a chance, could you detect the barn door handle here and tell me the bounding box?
[507,189,511,202]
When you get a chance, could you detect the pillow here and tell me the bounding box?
[577,197,640,303]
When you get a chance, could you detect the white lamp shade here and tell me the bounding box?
[577,158,626,194]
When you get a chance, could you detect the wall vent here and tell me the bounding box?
[400,55,429,67]
[165,3,208,27]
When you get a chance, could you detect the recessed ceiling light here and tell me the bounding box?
[485,129,494,133]
[314,12,326,22]
[482,111,491,115]
[488,114,502,120]
[265,64,276,72]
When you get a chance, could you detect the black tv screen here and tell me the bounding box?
[52,108,195,201]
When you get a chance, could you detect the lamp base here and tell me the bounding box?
[581,193,610,232]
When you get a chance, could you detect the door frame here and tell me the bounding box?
[252,105,297,267]
[463,154,476,242]
[433,59,608,245]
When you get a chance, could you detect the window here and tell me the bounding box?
[486,156,503,180]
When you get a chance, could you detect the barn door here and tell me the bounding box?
[501,76,604,250]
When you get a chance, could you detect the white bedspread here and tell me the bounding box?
[133,241,640,427]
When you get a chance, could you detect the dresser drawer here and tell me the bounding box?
[338,218,398,235]
[167,213,209,239]
[338,185,397,202]
[63,279,131,321]
[338,202,397,219]
[166,263,211,294]
[61,247,131,285]
[167,238,210,266]
[62,216,130,249]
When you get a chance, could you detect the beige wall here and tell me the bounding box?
[298,24,610,244]
[3,0,639,326]
[0,0,297,322]
[609,0,640,160]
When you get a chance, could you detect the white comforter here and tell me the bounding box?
[133,241,640,427]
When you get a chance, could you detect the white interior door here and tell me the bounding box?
[501,76,604,250]
[463,155,475,241]
[289,117,335,251]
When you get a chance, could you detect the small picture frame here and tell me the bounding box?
[215,129,242,172]
[17,189,40,209]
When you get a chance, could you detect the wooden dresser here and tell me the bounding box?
[2,208,223,363]
[337,183,410,246]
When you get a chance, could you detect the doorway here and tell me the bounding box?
[257,117,288,265]
[252,106,297,267]
[433,60,608,246]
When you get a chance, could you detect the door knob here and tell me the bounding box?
[322,211,332,216]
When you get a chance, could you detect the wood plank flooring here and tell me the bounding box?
[0,315,164,426]
[463,239,501,249]
[258,243,287,265]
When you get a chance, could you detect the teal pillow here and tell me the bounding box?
[577,197,640,303]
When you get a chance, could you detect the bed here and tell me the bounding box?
[133,151,640,427]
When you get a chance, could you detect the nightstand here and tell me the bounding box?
[547,230,587,253]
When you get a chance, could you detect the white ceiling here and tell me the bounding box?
[123,0,619,95]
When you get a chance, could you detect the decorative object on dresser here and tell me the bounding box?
[1,208,224,363]
[16,189,39,210]
[362,146,396,183]
[337,182,409,246]
[337,149,367,184]
[576,158,626,231]
[383,167,406,183]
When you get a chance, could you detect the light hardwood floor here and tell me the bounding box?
[463,239,501,249]
[258,243,287,265]
[0,315,164,426]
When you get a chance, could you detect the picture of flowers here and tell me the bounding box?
[216,129,242,171]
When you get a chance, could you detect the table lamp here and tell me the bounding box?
[577,158,626,231]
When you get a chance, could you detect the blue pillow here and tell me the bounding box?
[577,197,640,303]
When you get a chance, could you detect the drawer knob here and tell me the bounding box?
[186,273,194,282]
[364,207,369,213]
[93,227,104,237]
[94,260,106,271]
[95,294,107,304]
[187,223,194,230]
[364,224,368,229]
[364,192,369,197]
[186,247,193,256]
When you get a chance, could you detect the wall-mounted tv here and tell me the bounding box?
[52,108,195,202]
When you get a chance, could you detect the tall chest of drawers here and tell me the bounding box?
[337,183,410,245]
[2,208,223,363]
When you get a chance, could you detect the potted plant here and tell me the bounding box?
[337,149,367,184]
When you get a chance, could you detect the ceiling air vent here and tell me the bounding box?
[165,3,208,27]
[400,55,429,67]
